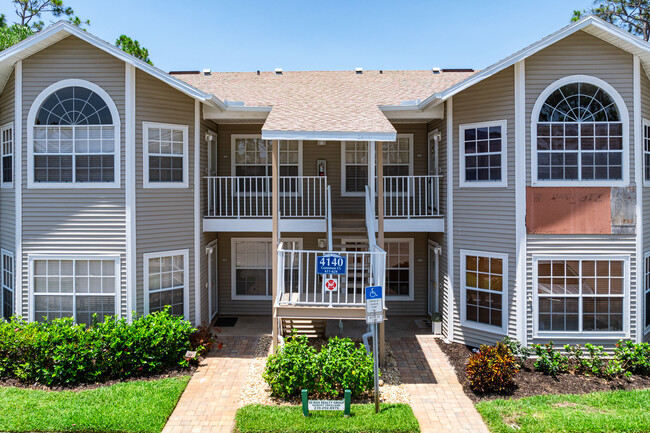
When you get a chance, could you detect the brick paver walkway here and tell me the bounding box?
[391,335,489,433]
[162,336,258,433]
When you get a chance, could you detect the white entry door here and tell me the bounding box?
[428,242,440,315]
[207,240,218,320]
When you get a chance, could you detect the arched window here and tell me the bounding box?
[28,81,119,186]
[532,77,628,184]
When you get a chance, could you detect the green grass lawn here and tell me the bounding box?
[235,403,420,433]
[0,376,190,433]
[476,389,650,433]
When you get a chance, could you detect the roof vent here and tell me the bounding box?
[379,70,383,74]
[355,67,363,74]
[432,67,441,74]
[275,68,283,75]
[256,70,260,75]
[203,69,211,76]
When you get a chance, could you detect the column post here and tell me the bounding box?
[272,139,280,351]
[376,141,386,365]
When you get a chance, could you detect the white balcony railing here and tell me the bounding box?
[206,176,328,218]
[275,245,386,308]
[382,174,441,218]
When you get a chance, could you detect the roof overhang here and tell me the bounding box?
[418,15,650,110]
[0,21,226,110]
[261,129,397,142]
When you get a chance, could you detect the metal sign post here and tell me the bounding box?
[365,286,383,414]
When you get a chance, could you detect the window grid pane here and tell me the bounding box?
[2,252,13,320]
[33,258,116,324]
[147,126,185,183]
[462,125,502,182]
[1,125,12,185]
[148,254,185,316]
[464,253,504,327]
[233,138,300,193]
[645,255,650,329]
[537,258,625,332]
[386,241,411,297]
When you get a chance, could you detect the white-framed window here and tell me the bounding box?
[143,122,189,188]
[144,249,189,317]
[385,239,414,300]
[531,75,629,187]
[231,135,301,178]
[341,135,413,196]
[643,251,650,334]
[27,80,120,188]
[1,123,13,188]
[460,250,508,332]
[30,255,119,325]
[1,250,13,320]
[231,238,301,300]
[643,119,650,186]
[533,255,628,337]
[459,120,507,187]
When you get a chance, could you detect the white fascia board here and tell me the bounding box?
[204,104,272,121]
[0,21,226,111]
[262,129,397,142]
[379,103,444,120]
[418,15,650,110]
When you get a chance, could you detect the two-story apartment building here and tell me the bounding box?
[0,15,649,352]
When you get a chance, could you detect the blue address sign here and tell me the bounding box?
[316,254,347,275]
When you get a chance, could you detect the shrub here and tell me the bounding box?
[0,308,197,386]
[263,334,319,398]
[615,340,650,375]
[465,342,519,394]
[501,336,532,367]
[317,337,373,398]
[564,343,624,377]
[533,342,569,376]
[189,323,217,356]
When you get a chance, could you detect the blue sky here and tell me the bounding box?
[0,0,592,72]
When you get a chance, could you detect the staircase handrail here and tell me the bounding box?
[326,185,333,251]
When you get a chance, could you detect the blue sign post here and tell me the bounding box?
[365,285,383,414]
[316,254,347,275]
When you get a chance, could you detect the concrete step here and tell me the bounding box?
[281,318,327,338]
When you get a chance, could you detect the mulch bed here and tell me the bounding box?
[0,366,196,392]
[436,339,650,402]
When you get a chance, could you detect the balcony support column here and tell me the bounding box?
[272,139,280,352]
[376,141,386,365]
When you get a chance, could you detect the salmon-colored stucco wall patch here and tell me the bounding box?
[526,187,611,234]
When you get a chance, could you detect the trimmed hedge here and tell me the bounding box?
[0,309,204,386]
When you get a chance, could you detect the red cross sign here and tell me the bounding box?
[323,277,338,292]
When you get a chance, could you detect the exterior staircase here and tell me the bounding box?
[281,318,326,338]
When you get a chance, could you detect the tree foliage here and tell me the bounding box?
[0,22,33,50]
[11,0,88,30]
[573,1,650,41]
[115,34,153,65]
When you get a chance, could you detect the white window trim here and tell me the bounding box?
[1,122,13,189]
[531,75,630,187]
[639,251,650,335]
[28,254,121,322]
[26,79,121,189]
[1,249,13,319]
[230,134,303,179]
[231,237,302,301]
[385,238,415,301]
[143,122,189,188]
[643,118,650,188]
[460,249,509,333]
[532,254,630,340]
[341,134,414,197]
[143,249,190,317]
[459,120,508,188]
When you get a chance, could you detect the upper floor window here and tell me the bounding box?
[232,136,300,177]
[143,122,189,188]
[28,81,120,188]
[459,121,507,187]
[532,77,629,186]
[1,123,13,188]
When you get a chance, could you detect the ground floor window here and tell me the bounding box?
[2,250,13,320]
[231,238,301,299]
[31,256,118,325]
[645,253,650,332]
[461,250,507,331]
[534,256,627,334]
[385,239,414,299]
[144,250,188,317]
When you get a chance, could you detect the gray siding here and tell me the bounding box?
[641,65,650,341]
[135,68,196,321]
[21,36,127,319]
[0,70,15,253]
[451,67,517,347]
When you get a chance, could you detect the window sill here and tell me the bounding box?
[533,331,628,340]
[27,182,120,189]
[143,182,189,189]
[531,180,629,188]
[458,181,508,188]
[461,319,507,334]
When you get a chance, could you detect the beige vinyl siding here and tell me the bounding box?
[451,67,517,347]
[525,30,635,186]
[428,116,447,333]
[0,70,15,253]
[135,69,196,321]
[526,234,637,348]
[20,36,127,319]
